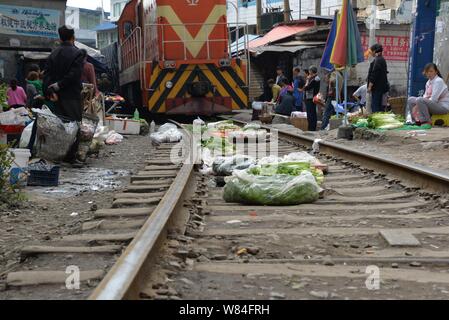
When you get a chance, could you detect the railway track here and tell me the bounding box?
[2,119,449,300]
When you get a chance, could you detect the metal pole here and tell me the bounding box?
[366,0,377,115]
[228,1,239,56]
[299,0,302,20]
[284,0,291,22]
[315,0,321,16]
[369,0,377,47]
[256,0,262,34]
[343,68,348,125]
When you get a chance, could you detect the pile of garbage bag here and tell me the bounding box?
[150,123,183,144]
[224,170,321,206]
[212,155,256,176]
[33,107,79,162]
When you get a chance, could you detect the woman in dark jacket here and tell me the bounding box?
[367,44,389,113]
[303,66,321,131]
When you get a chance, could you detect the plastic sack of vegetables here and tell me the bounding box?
[212,155,256,176]
[223,170,321,206]
[248,161,324,185]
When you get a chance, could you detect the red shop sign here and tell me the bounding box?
[361,35,410,61]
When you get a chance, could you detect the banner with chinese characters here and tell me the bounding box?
[0,4,60,39]
[361,35,410,61]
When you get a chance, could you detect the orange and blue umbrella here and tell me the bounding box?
[320,11,339,71]
[330,0,364,68]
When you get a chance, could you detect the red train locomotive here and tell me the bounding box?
[117,0,249,115]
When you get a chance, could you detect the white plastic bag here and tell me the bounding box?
[105,131,123,145]
[252,101,263,110]
[19,121,35,149]
[158,123,177,133]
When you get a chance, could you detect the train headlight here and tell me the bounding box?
[166,81,174,89]
[163,60,176,69]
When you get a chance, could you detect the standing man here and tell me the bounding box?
[292,67,306,111]
[367,43,389,113]
[275,66,286,85]
[44,25,84,122]
[43,25,84,165]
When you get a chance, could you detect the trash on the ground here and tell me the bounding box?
[105,131,124,145]
[212,155,256,176]
[224,170,321,205]
[226,220,242,224]
[33,107,79,161]
[70,212,79,217]
[237,248,248,255]
[312,139,323,154]
[150,123,182,144]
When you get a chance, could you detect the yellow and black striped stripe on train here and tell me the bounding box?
[147,62,248,113]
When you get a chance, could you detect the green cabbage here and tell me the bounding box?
[223,171,321,205]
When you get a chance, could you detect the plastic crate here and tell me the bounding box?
[27,166,60,187]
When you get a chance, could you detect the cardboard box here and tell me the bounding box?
[105,118,140,135]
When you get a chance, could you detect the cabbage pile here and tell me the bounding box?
[224,170,321,206]
[248,161,324,185]
[367,113,404,130]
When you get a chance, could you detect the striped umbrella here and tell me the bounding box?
[330,0,364,68]
[329,0,364,125]
[320,11,339,72]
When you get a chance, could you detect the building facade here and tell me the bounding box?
[0,0,66,82]
[95,22,118,49]
[110,0,129,22]
[434,0,449,81]
[66,6,106,47]
[227,0,413,28]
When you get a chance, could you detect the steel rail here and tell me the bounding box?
[89,121,195,300]
[230,118,449,193]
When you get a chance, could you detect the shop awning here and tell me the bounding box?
[250,40,325,56]
[248,22,315,50]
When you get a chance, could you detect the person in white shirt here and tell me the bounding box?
[407,63,449,124]
[353,84,367,105]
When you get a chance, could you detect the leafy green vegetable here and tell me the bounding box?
[247,161,324,184]
[223,171,321,206]
[0,83,9,111]
[202,137,235,155]
[367,112,403,129]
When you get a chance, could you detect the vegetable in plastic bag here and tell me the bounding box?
[248,161,324,184]
[212,155,256,176]
[223,170,321,205]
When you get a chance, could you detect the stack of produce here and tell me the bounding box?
[224,170,321,206]
[353,113,404,130]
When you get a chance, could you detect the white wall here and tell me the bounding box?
[227,0,411,25]
[66,7,80,29]
[227,0,343,25]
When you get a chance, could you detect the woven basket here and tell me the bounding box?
[259,114,274,124]
[389,97,407,116]
[290,117,308,131]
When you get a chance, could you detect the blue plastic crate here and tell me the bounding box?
[27,166,60,187]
